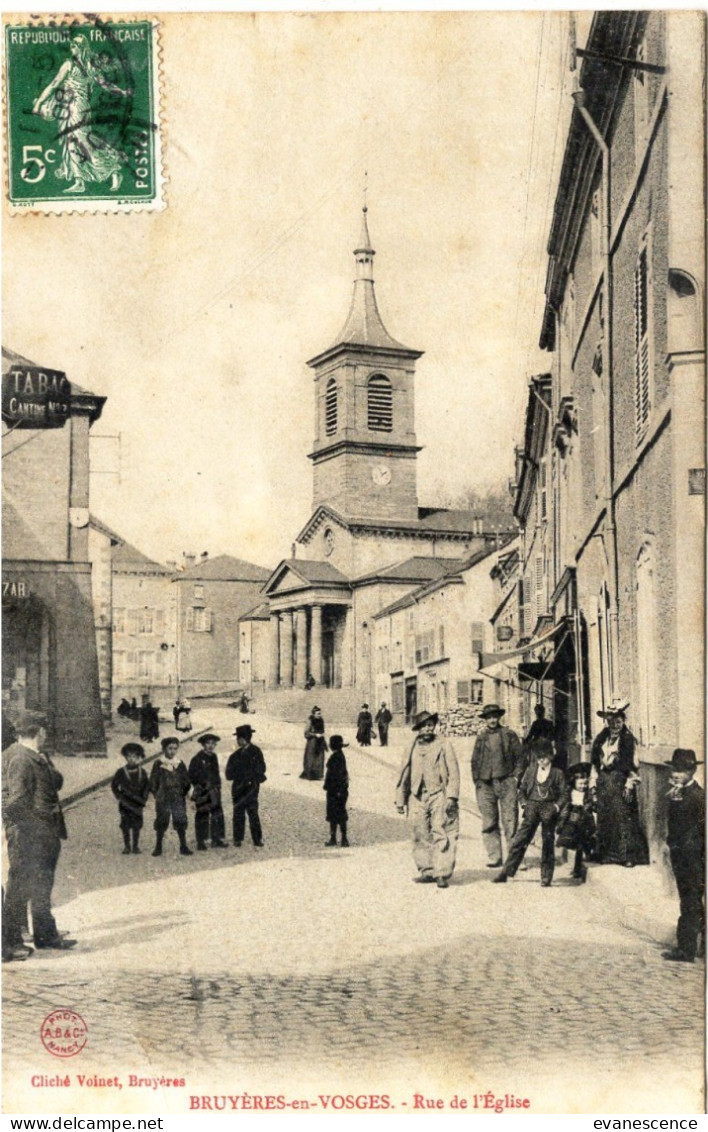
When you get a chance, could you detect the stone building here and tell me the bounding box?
[254,209,514,698]
[2,347,106,754]
[111,539,178,710]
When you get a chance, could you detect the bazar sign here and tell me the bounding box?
[2,366,71,428]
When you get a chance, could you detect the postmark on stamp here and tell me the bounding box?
[4,16,164,213]
[40,1008,88,1058]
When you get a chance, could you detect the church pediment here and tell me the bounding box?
[263,557,351,598]
[296,505,351,546]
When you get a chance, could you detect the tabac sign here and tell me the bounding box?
[2,365,71,428]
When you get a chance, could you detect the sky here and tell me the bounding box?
[4,9,591,569]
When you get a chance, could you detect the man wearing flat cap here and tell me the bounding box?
[663,749,705,962]
[471,703,524,867]
[188,734,227,850]
[225,724,267,847]
[395,710,460,888]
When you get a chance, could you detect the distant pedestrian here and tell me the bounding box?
[111,743,149,854]
[324,735,350,847]
[395,710,459,889]
[556,761,596,882]
[174,697,192,733]
[117,698,132,720]
[524,704,555,753]
[356,703,373,747]
[301,706,327,780]
[493,739,569,887]
[471,703,525,867]
[662,749,705,963]
[139,698,160,744]
[225,724,266,847]
[591,699,648,868]
[188,733,227,850]
[305,673,316,691]
[375,702,393,747]
[2,711,77,953]
[149,737,192,857]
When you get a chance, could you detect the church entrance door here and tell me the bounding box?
[322,630,335,689]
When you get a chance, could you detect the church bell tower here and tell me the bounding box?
[306,208,423,522]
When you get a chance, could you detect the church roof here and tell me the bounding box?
[239,599,271,622]
[174,554,270,583]
[263,557,351,596]
[296,503,507,545]
[353,556,463,586]
[307,209,422,366]
[372,542,506,619]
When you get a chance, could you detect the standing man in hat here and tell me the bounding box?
[225,724,267,848]
[663,749,705,963]
[188,734,227,850]
[395,710,460,889]
[375,702,393,747]
[324,735,350,847]
[3,711,77,953]
[471,703,524,868]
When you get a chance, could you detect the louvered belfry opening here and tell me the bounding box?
[634,240,651,443]
[367,373,392,431]
[325,378,337,435]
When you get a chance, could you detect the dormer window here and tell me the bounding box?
[368,374,392,431]
[325,378,337,436]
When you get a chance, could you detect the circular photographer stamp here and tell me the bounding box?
[40,1009,88,1058]
[4,15,164,213]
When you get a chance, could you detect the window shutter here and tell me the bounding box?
[456,680,470,704]
[325,379,337,436]
[186,607,195,632]
[634,241,651,443]
[534,556,545,620]
[471,622,485,654]
[205,609,213,632]
[367,375,393,431]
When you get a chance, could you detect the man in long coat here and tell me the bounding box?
[395,710,459,889]
[3,711,76,953]
[225,724,267,847]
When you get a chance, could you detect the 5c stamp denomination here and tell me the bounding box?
[4,16,164,213]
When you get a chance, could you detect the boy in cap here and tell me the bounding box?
[395,710,460,889]
[149,737,193,857]
[225,724,267,847]
[493,738,569,887]
[556,761,596,882]
[324,735,350,847]
[472,703,525,867]
[188,734,227,850]
[111,743,150,854]
[663,749,705,963]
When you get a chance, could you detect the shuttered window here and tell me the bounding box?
[471,622,485,655]
[470,680,484,705]
[325,379,337,436]
[534,555,545,621]
[634,237,652,443]
[368,374,393,431]
[457,680,470,704]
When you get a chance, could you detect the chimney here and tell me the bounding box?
[183,553,196,569]
[200,551,209,562]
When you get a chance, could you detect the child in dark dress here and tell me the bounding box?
[111,743,149,854]
[556,761,596,882]
[324,735,350,847]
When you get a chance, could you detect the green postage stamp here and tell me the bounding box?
[4,16,164,213]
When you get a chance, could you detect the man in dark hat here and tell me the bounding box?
[225,724,267,848]
[375,702,393,747]
[188,734,227,850]
[3,710,76,955]
[395,710,460,889]
[663,749,705,962]
[471,703,524,867]
[493,739,569,887]
[324,735,350,847]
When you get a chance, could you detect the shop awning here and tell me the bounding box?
[478,617,575,698]
[478,619,559,670]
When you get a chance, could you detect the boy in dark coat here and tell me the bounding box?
[556,761,596,882]
[493,739,569,887]
[324,735,350,847]
[663,748,705,963]
[149,737,193,857]
[188,733,227,850]
[111,743,149,854]
[225,724,266,847]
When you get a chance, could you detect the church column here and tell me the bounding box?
[295,607,308,689]
[280,611,294,688]
[310,605,323,686]
[268,614,280,688]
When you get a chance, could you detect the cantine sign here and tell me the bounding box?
[2,366,71,429]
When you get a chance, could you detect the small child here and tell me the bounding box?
[111,743,150,854]
[149,737,193,857]
[324,735,350,847]
[663,748,705,963]
[556,761,596,882]
[493,739,569,887]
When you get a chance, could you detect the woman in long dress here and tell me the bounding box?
[590,700,649,867]
[356,704,373,747]
[301,706,327,781]
[32,35,132,193]
[174,698,192,733]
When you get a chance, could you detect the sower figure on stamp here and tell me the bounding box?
[188,734,227,851]
[493,739,569,887]
[3,711,77,953]
[149,737,193,857]
[225,725,267,848]
[111,743,149,855]
[471,703,525,867]
[662,749,705,963]
[395,710,459,889]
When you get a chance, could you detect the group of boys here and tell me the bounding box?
[111,724,267,857]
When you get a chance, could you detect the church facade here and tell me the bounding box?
[254,210,513,700]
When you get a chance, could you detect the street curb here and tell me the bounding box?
[61,726,214,811]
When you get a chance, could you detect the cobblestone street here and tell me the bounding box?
[3,712,704,1114]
